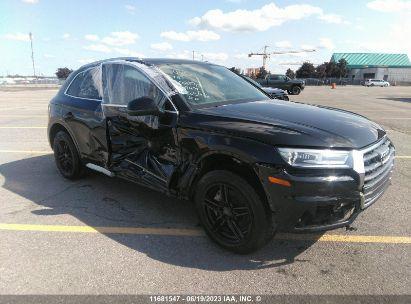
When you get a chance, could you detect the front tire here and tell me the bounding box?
[194,170,273,254]
[290,86,301,95]
[53,131,83,180]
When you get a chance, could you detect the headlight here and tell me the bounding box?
[277,148,351,168]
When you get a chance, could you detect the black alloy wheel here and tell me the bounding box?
[53,131,83,179]
[203,183,252,244]
[195,170,274,253]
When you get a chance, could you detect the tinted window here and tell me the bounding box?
[66,68,102,100]
[103,63,167,106]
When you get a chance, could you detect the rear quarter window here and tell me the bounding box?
[66,68,102,100]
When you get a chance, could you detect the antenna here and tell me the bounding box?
[29,32,36,78]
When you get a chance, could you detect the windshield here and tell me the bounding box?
[157,63,268,106]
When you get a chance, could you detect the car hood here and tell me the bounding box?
[182,100,385,149]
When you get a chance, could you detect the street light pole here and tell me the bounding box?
[29,32,36,78]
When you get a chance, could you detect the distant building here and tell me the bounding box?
[331,53,411,84]
[245,68,260,78]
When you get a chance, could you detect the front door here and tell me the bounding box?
[101,62,179,193]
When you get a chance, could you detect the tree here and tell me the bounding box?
[55,67,73,80]
[325,61,338,77]
[315,63,328,79]
[229,67,241,74]
[337,58,348,78]
[296,62,315,78]
[256,66,268,79]
[285,68,295,79]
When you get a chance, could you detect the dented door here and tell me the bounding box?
[101,62,179,192]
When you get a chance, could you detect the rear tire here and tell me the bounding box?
[194,170,274,254]
[53,131,83,180]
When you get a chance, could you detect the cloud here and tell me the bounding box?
[43,54,55,58]
[160,30,220,42]
[83,31,140,55]
[83,42,144,57]
[165,50,228,62]
[150,42,173,51]
[83,44,112,53]
[275,40,292,48]
[22,0,38,4]
[4,33,30,41]
[318,13,348,24]
[84,34,99,41]
[234,53,248,59]
[166,51,192,60]
[100,31,139,46]
[189,2,347,32]
[113,48,144,57]
[125,4,136,14]
[367,0,411,12]
[318,38,335,50]
[62,33,70,39]
[202,52,228,62]
[78,58,95,64]
[301,44,315,50]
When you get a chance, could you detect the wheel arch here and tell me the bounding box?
[188,152,269,211]
[48,122,81,155]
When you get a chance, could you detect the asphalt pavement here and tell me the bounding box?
[0,85,410,296]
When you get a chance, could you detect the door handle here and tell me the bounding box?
[63,112,74,120]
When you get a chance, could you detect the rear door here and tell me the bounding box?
[101,62,180,192]
[63,67,108,165]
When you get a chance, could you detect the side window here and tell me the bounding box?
[103,63,167,106]
[66,68,102,100]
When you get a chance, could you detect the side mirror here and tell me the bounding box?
[127,97,162,116]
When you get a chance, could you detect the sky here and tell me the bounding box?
[0,0,410,76]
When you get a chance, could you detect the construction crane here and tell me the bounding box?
[248,45,316,70]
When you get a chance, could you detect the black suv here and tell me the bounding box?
[256,74,305,95]
[48,58,394,253]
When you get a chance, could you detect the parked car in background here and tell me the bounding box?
[364,79,390,87]
[48,58,395,253]
[241,75,289,100]
[256,74,305,95]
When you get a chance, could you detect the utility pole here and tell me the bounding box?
[248,45,316,70]
[29,32,36,78]
[192,50,195,60]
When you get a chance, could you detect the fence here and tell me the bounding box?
[299,78,411,86]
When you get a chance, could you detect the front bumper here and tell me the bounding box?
[256,161,393,232]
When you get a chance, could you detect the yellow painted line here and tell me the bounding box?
[0,223,410,244]
[0,126,46,129]
[0,224,204,237]
[0,150,52,154]
[276,233,411,244]
[396,156,411,159]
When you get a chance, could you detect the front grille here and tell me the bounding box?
[362,137,395,208]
